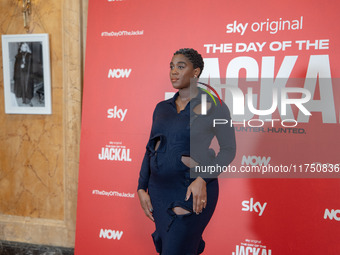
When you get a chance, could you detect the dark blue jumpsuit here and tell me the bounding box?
[138,90,236,255]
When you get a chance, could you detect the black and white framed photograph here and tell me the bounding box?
[2,33,51,114]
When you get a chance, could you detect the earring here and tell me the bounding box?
[194,75,197,78]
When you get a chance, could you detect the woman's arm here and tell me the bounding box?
[138,189,154,221]
[137,150,151,191]
[137,104,160,219]
[202,102,236,183]
[185,176,207,214]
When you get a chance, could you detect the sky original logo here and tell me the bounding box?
[108,69,131,78]
[226,16,303,36]
[324,209,340,221]
[242,198,267,216]
[241,155,271,166]
[107,106,127,121]
[99,229,123,240]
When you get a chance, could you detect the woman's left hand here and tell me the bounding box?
[185,176,207,214]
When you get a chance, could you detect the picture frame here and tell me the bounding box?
[1,33,51,114]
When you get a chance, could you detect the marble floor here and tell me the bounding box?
[0,241,74,255]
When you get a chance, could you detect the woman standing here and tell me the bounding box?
[13,42,34,106]
[138,48,236,255]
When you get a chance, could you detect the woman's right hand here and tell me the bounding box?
[137,189,154,222]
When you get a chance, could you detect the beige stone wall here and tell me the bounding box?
[0,0,85,247]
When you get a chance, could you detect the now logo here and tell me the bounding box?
[99,229,123,240]
[324,209,340,221]
[241,155,271,166]
[108,69,132,78]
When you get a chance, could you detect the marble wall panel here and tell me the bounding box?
[0,0,82,247]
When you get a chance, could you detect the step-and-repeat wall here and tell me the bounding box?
[75,0,340,254]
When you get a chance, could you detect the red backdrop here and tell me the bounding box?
[75,0,340,254]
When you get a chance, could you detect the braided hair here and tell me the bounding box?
[173,48,204,77]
